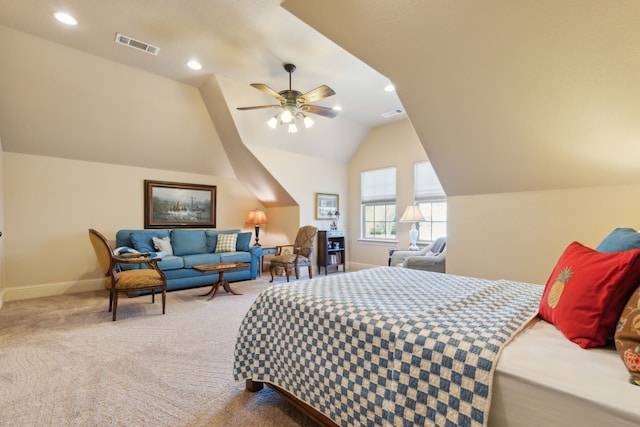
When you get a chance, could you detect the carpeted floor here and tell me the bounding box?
[0,278,320,426]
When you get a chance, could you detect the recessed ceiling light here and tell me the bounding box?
[53,12,78,26]
[384,84,395,92]
[186,60,202,70]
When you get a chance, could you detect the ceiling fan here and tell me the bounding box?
[237,63,338,132]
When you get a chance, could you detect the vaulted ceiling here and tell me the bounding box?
[2,1,639,198]
[0,0,406,165]
[285,0,640,196]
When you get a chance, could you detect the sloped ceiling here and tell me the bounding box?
[283,0,640,196]
[0,0,406,167]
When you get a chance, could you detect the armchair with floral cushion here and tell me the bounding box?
[269,225,318,282]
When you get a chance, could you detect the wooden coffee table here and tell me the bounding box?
[192,262,249,300]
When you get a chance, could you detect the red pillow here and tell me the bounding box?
[539,241,640,348]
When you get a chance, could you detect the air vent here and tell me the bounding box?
[115,33,160,56]
[381,109,404,118]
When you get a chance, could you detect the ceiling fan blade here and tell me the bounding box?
[250,83,285,102]
[302,105,339,118]
[297,85,335,104]
[236,105,281,111]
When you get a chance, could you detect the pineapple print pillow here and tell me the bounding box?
[538,241,640,348]
[615,288,640,386]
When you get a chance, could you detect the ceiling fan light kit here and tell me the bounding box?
[238,63,338,132]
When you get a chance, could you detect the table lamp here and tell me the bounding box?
[399,205,426,250]
[245,209,268,246]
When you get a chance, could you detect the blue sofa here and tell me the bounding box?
[115,228,262,292]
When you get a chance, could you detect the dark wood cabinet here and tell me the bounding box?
[318,230,346,275]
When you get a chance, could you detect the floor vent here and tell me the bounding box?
[381,109,404,118]
[115,33,160,56]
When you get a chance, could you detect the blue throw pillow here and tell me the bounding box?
[236,232,252,251]
[130,232,160,253]
[596,228,640,253]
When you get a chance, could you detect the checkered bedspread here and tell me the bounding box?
[234,267,542,426]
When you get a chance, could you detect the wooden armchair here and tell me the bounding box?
[269,225,318,283]
[88,229,167,321]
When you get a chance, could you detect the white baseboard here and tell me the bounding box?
[347,262,380,271]
[3,278,104,302]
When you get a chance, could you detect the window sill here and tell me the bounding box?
[357,238,398,245]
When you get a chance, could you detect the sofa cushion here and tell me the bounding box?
[157,255,184,271]
[130,230,170,253]
[219,251,252,263]
[205,231,219,252]
[182,253,222,268]
[171,230,207,256]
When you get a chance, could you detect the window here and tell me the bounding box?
[361,167,396,240]
[417,200,447,241]
[414,161,447,241]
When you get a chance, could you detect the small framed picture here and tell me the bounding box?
[315,193,339,220]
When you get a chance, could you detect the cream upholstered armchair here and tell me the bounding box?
[269,225,318,283]
[89,229,167,321]
[390,236,446,273]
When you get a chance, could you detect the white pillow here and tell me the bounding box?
[215,233,237,253]
[152,236,173,256]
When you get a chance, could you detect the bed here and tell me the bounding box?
[233,266,640,427]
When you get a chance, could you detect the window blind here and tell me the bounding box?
[415,161,445,200]
[361,167,396,203]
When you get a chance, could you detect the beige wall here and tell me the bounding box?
[347,120,640,287]
[246,144,348,247]
[0,136,4,307]
[2,152,263,301]
[448,184,640,285]
[0,25,232,178]
[348,119,428,269]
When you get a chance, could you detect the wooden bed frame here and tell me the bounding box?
[246,379,337,426]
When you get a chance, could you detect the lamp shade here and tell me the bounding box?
[399,205,426,223]
[245,209,268,225]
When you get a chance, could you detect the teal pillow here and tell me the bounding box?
[130,231,167,253]
[171,230,207,256]
[596,228,640,253]
[236,232,252,251]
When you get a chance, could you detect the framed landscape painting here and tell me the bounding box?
[315,193,339,220]
[144,180,216,228]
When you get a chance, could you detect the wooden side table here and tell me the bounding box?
[259,246,277,277]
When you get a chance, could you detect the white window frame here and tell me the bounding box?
[414,161,447,242]
[361,167,397,241]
